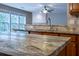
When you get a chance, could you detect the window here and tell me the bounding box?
[0,12,26,36]
[19,16,26,30]
[11,14,26,36]
[11,14,19,30]
[0,12,10,35]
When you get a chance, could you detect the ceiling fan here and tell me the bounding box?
[41,5,54,13]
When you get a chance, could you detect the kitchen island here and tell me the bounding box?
[20,25,79,56]
[13,25,79,56]
[0,34,70,56]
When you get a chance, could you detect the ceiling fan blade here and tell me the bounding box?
[48,9,54,12]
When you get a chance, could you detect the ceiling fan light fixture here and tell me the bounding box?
[42,9,48,13]
[41,5,54,14]
[41,7,48,14]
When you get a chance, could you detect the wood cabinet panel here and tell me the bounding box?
[58,47,66,56]
[77,43,79,55]
[76,35,79,55]
[42,32,59,36]
[76,35,79,42]
[69,3,79,15]
[66,42,76,56]
[59,34,76,56]
[71,3,79,10]
[29,32,59,36]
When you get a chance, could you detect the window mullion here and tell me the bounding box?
[10,14,11,35]
[18,16,20,29]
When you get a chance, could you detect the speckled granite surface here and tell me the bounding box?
[14,28,79,35]
[0,34,70,56]
[23,25,79,35]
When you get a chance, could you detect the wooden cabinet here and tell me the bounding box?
[42,32,59,36]
[58,47,66,56]
[66,42,76,56]
[29,31,59,36]
[69,3,79,15]
[59,34,76,56]
[76,35,79,55]
[77,42,79,55]
[58,42,76,56]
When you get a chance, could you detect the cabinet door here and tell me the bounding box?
[59,34,76,56]
[58,47,66,56]
[69,3,79,15]
[76,35,79,55]
[66,42,76,56]
[71,3,79,10]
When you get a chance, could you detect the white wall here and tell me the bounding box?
[32,11,47,25]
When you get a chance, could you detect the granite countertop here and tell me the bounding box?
[0,34,70,56]
[13,28,79,35]
[13,24,79,35]
[27,25,79,35]
[26,29,79,34]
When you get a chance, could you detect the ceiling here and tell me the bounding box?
[3,3,67,13]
